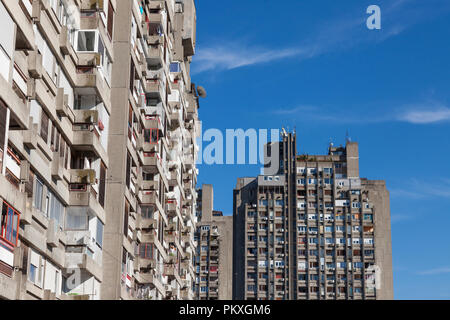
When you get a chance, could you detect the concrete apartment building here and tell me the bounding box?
[0,0,115,299]
[233,131,393,300]
[195,185,232,300]
[0,0,199,300]
[101,0,200,300]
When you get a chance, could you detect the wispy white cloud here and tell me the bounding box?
[192,0,440,74]
[397,107,450,124]
[417,267,450,275]
[391,214,414,224]
[193,46,305,74]
[272,105,318,115]
[271,102,450,126]
[391,179,450,200]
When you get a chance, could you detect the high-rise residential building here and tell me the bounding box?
[0,0,199,300]
[102,0,200,300]
[195,184,233,300]
[233,131,393,300]
[0,0,114,300]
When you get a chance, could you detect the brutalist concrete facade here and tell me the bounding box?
[233,131,393,300]
[101,0,200,300]
[0,0,116,299]
[195,184,232,300]
[0,0,199,300]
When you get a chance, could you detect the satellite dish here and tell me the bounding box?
[197,86,207,98]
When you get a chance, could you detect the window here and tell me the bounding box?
[139,243,154,259]
[40,111,49,143]
[297,179,306,185]
[170,62,181,73]
[0,100,7,172]
[125,153,131,189]
[1,202,20,247]
[29,264,37,283]
[99,161,106,207]
[76,31,97,52]
[124,200,130,235]
[247,211,256,218]
[107,1,114,39]
[49,191,64,231]
[352,202,361,208]
[141,205,155,219]
[323,168,333,174]
[96,219,104,248]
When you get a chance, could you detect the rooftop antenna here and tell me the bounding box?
[328,137,334,152]
[346,130,352,143]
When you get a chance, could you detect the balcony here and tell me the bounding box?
[169,111,181,131]
[164,265,178,279]
[134,271,165,296]
[148,11,164,36]
[23,123,39,150]
[146,40,164,69]
[55,88,74,121]
[140,230,157,244]
[51,152,64,181]
[183,181,192,195]
[139,258,157,270]
[143,115,164,132]
[181,0,196,57]
[72,126,108,165]
[69,169,96,184]
[73,109,99,125]
[69,186,105,223]
[28,50,43,79]
[166,201,178,218]
[76,67,110,110]
[59,25,72,56]
[0,173,26,217]
[168,170,179,187]
[139,140,159,154]
[64,252,102,281]
[137,213,156,230]
[165,231,177,243]
[138,190,159,206]
[141,152,163,175]
[186,92,198,119]
[145,78,166,102]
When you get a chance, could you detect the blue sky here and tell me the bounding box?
[191,0,450,299]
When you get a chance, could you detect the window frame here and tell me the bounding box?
[1,201,20,247]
